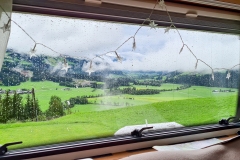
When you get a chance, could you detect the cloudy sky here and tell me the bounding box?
[7,12,240,73]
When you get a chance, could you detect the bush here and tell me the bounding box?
[37,114,47,121]
[7,119,18,123]
[46,96,64,119]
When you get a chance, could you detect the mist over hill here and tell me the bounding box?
[0,49,239,89]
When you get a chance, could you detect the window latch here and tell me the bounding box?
[0,141,22,156]
[219,117,238,125]
[131,127,153,137]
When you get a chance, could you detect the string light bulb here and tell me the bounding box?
[211,71,214,81]
[164,24,173,34]
[29,43,37,58]
[114,51,122,63]
[132,37,136,51]
[226,71,231,79]
[195,60,198,69]
[86,61,94,76]
[61,58,71,72]
[0,19,11,33]
[179,44,185,54]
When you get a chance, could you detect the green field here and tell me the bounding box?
[0,95,237,150]
[73,85,237,113]
[120,83,182,90]
[0,81,104,111]
[0,81,199,111]
[0,81,238,150]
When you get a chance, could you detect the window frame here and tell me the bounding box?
[1,0,240,159]
[12,0,240,34]
[2,124,240,160]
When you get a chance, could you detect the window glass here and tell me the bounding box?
[0,12,239,150]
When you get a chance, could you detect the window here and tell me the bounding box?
[0,0,240,154]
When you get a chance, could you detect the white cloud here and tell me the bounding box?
[7,12,240,74]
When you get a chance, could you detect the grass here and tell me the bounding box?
[0,81,104,111]
[78,85,237,113]
[119,83,182,90]
[0,81,237,112]
[45,57,58,66]
[0,81,238,150]
[0,95,237,150]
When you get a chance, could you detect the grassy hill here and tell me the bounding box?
[0,95,236,150]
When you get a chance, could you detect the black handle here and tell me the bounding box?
[131,127,153,137]
[219,117,237,125]
[0,141,22,156]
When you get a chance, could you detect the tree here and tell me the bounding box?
[25,94,34,120]
[31,88,42,121]
[34,99,42,121]
[12,91,23,120]
[47,96,64,118]
[18,103,25,121]
[24,92,42,121]
[0,95,3,123]
[1,90,12,123]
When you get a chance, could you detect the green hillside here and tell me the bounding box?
[0,95,236,150]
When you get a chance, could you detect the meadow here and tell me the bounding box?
[0,81,238,150]
[0,81,189,111]
[1,81,236,112]
[0,81,104,111]
[73,85,237,112]
[0,95,237,150]
[119,83,182,90]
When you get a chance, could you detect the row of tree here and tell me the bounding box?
[121,87,160,95]
[118,84,191,95]
[68,96,88,108]
[133,80,161,86]
[164,71,239,89]
[0,90,66,123]
[0,91,41,123]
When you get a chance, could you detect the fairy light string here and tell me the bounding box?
[0,1,239,79]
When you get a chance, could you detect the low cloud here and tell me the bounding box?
[7,13,240,74]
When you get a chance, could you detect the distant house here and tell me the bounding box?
[16,89,23,94]
[21,70,33,78]
[12,68,33,79]
[80,81,91,87]
[17,89,30,94]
